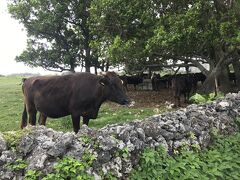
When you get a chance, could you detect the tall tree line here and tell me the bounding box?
[8,0,240,92]
[90,0,240,93]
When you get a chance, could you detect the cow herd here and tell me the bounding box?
[120,72,206,106]
[21,71,237,133]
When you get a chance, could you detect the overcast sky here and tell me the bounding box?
[0,0,54,75]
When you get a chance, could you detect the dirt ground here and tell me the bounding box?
[106,85,189,110]
[125,86,188,109]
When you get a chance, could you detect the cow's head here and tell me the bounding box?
[100,72,130,105]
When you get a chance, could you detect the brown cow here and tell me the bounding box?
[21,72,130,133]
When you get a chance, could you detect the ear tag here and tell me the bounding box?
[100,82,105,86]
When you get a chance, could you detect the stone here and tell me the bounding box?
[0,150,16,166]
[216,101,231,111]
[136,128,145,141]
[0,133,7,153]
[19,135,35,155]
[97,150,111,164]
[28,153,48,170]
[47,133,74,157]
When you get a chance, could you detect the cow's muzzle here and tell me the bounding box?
[121,99,135,107]
[121,99,130,105]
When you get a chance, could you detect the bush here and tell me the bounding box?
[24,151,96,179]
[42,156,94,180]
[190,92,224,104]
[189,93,206,104]
[131,133,240,179]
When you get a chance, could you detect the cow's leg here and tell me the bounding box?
[186,92,190,103]
[174,96,181,107]
[124,83,128,91]
[184,93,187,103]
[27,105,37,126]
[178,96,181,107]
[38,113,41,124]
[71,114,80,134]
[83,117,90,126]
[39,113,47,126]
[21,104,28,129]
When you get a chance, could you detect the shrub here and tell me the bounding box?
[131,133,240,179]
[189,93,206,104]
[42,152,96,180]
[24,170,42,180]
[6,159,27,172]
[190,92,224,104]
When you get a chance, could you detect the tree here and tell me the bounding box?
[147,0,240,93]
[8,0,96,72]
[91,0,240,92]
[90,0,159,73]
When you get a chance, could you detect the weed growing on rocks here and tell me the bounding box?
[44,155,95,179]
[5,159,27,173]
[24,170,42,180]
[131,133,240,179]
[2,128,32,151]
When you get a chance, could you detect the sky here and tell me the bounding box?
[0,0,54,75]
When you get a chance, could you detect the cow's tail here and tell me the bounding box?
[21,78,28,129]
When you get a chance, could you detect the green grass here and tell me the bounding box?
[0,76,24,131]
[46,105,157,132]
[0,76,160,132]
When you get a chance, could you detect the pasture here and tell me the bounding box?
[0,76,169,132]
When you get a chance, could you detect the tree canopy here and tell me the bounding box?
[8,0,240,92]
[90,0,240,92]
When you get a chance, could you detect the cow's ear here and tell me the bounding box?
[99,76,110,86]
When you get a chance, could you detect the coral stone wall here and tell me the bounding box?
[0,93,240,179]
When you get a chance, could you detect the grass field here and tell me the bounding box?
[0,76,160,132]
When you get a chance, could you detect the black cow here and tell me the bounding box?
[229,72,236,85]
[171,74,194,107]
[151,73,161,91]
[193,73,206,84]
[161,74,173,89]
[120,74,143,91]
[21,72,130,133]
[184,73,206,93]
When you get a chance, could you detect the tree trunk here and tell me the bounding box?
[201,68,217,93]
[184,61,189,74]
[85,65,90,72]
[105,61,109,72]
[201,65,231,93]
[70,66,75,73]
[94,66,98,75]
[218,64,231,93]
[85,47,91,73]
[201,48,231,93]
[82,0,91,73]
[232,59,240,90]
[70,59,75,72]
